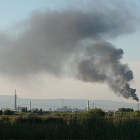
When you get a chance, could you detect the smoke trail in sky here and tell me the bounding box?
[0,0,138,100]
[77,41,138,101]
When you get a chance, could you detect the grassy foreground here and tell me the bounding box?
[0,115,140,139]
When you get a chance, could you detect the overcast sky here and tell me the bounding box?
[0,0,140,103]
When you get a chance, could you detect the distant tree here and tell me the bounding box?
[89,108,105,117]
[32,108,39,113]
[118,108,134,112]
[21,108,26,112]
[38,108,43,115]
[21,107,27,112]
[107,111,114,116]
[128,108,134,112]
[0,110,3,115]
[43,111,51,115]
[3,110,14,115]
[134,110,140,116]
[118,108,125,112]
[82,108,105,117]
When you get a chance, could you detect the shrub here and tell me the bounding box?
[3,110,14,115]
[0,110,3,115]
[27,116,44,124]
[45,117,66,125]
[89,108,105,117]
[82,108,105,117]
[134,111,140,117]
[15,117,27,123]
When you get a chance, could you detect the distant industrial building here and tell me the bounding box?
[56,106,73,112]
[14,90,28,112]
[17,106,27,112]
[14,90,17,111]
[73,108,86,112]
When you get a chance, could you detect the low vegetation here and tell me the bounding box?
[0,108,139,139]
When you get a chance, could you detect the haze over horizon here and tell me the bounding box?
[0,0,140,103]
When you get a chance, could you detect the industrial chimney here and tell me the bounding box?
[87,100,89,111]
[14,90,17,111]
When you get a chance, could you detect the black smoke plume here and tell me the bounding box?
[77,41,138,101]
[0,1,138,101]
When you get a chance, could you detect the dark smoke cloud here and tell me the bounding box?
[77,41,138,101]
[0,1,138,100]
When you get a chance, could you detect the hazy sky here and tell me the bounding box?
[0,0,140,103]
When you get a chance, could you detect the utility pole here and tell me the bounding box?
[93,102,94,109]
[54,106,55,111]
[15,89,17,111]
